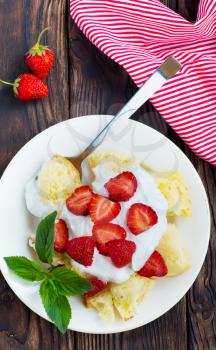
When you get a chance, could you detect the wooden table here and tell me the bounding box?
[0,1,215,349]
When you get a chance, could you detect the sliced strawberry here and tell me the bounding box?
[66,185,93,216]
[82,277,107,298]
[104,171,137,202]
[138,250,168,277]
[127,203,158,235]
[65,236,95,267]
[89,194,121,224]
[54,219,69,252]
[92,223,126,255]
[105,239,136,268]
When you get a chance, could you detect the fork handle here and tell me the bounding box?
[81,72,166,160]
[82,57,180,158]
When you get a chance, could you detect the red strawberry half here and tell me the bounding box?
[82,277,107,298]
[92,223,126,255]
[54,219,69,252]
[127,203,158,235]
[105,171,137,202]
[66,185,93,216]
[66,236,95,267]
[89,194,121,224]
[138,250,168,277]
[105,239,136,268]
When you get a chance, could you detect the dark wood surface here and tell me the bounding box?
[0,0,215,349]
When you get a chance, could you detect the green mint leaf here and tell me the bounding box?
[35,211,57,264]
[4,256,46,281]
[40,279,71,333]
[50,266,92,296]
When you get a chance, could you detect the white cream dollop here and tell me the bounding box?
[61,162,168,283]
[25,178,58,218]
[72,250,133,284]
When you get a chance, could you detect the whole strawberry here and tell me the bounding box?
[25,27,54,79]
[0,73,48,101]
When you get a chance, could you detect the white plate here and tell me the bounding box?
[0,115,210,334]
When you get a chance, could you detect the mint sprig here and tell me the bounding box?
[4,211,92,333]
[35,211,57,264]
[50,266,91,296]
[40,280,71,334]
[4,256,46,281]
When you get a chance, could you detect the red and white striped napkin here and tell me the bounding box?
[70,0,216,165]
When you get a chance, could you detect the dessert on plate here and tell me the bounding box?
[26,152,191,321]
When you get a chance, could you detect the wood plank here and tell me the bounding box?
[0,0,70,349]
[187,163,216,350]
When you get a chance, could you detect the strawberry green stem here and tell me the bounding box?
[0,79,14,86]
[37,27,50,46]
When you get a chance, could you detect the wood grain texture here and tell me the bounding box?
[0,0,215,349]
[0,1,72,349]
[187,163,216,350]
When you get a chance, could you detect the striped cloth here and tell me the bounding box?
[70,0,216,165]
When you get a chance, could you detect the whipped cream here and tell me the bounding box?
[61,161,168,283]
[25,178,58,218]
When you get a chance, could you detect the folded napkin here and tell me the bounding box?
[70,0,216,165]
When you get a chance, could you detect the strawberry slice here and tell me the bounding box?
[127,203,158,235]
[65,236,95,267]
[82,277,107,298]
[89,194,121,224]
[92,223,126,255]
[104,171,137,202]
[105,239,136,268]
[66,185,93,216]
[138,250,168,277]
[54,219,69,252]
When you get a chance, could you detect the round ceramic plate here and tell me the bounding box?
[0,115,210,334]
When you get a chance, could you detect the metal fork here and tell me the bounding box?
[67,57,181,177]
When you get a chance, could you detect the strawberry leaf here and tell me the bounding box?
[35,211,57,264]
[4,256,46,281]
[50,266,92,296]
[40,279,71,333]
